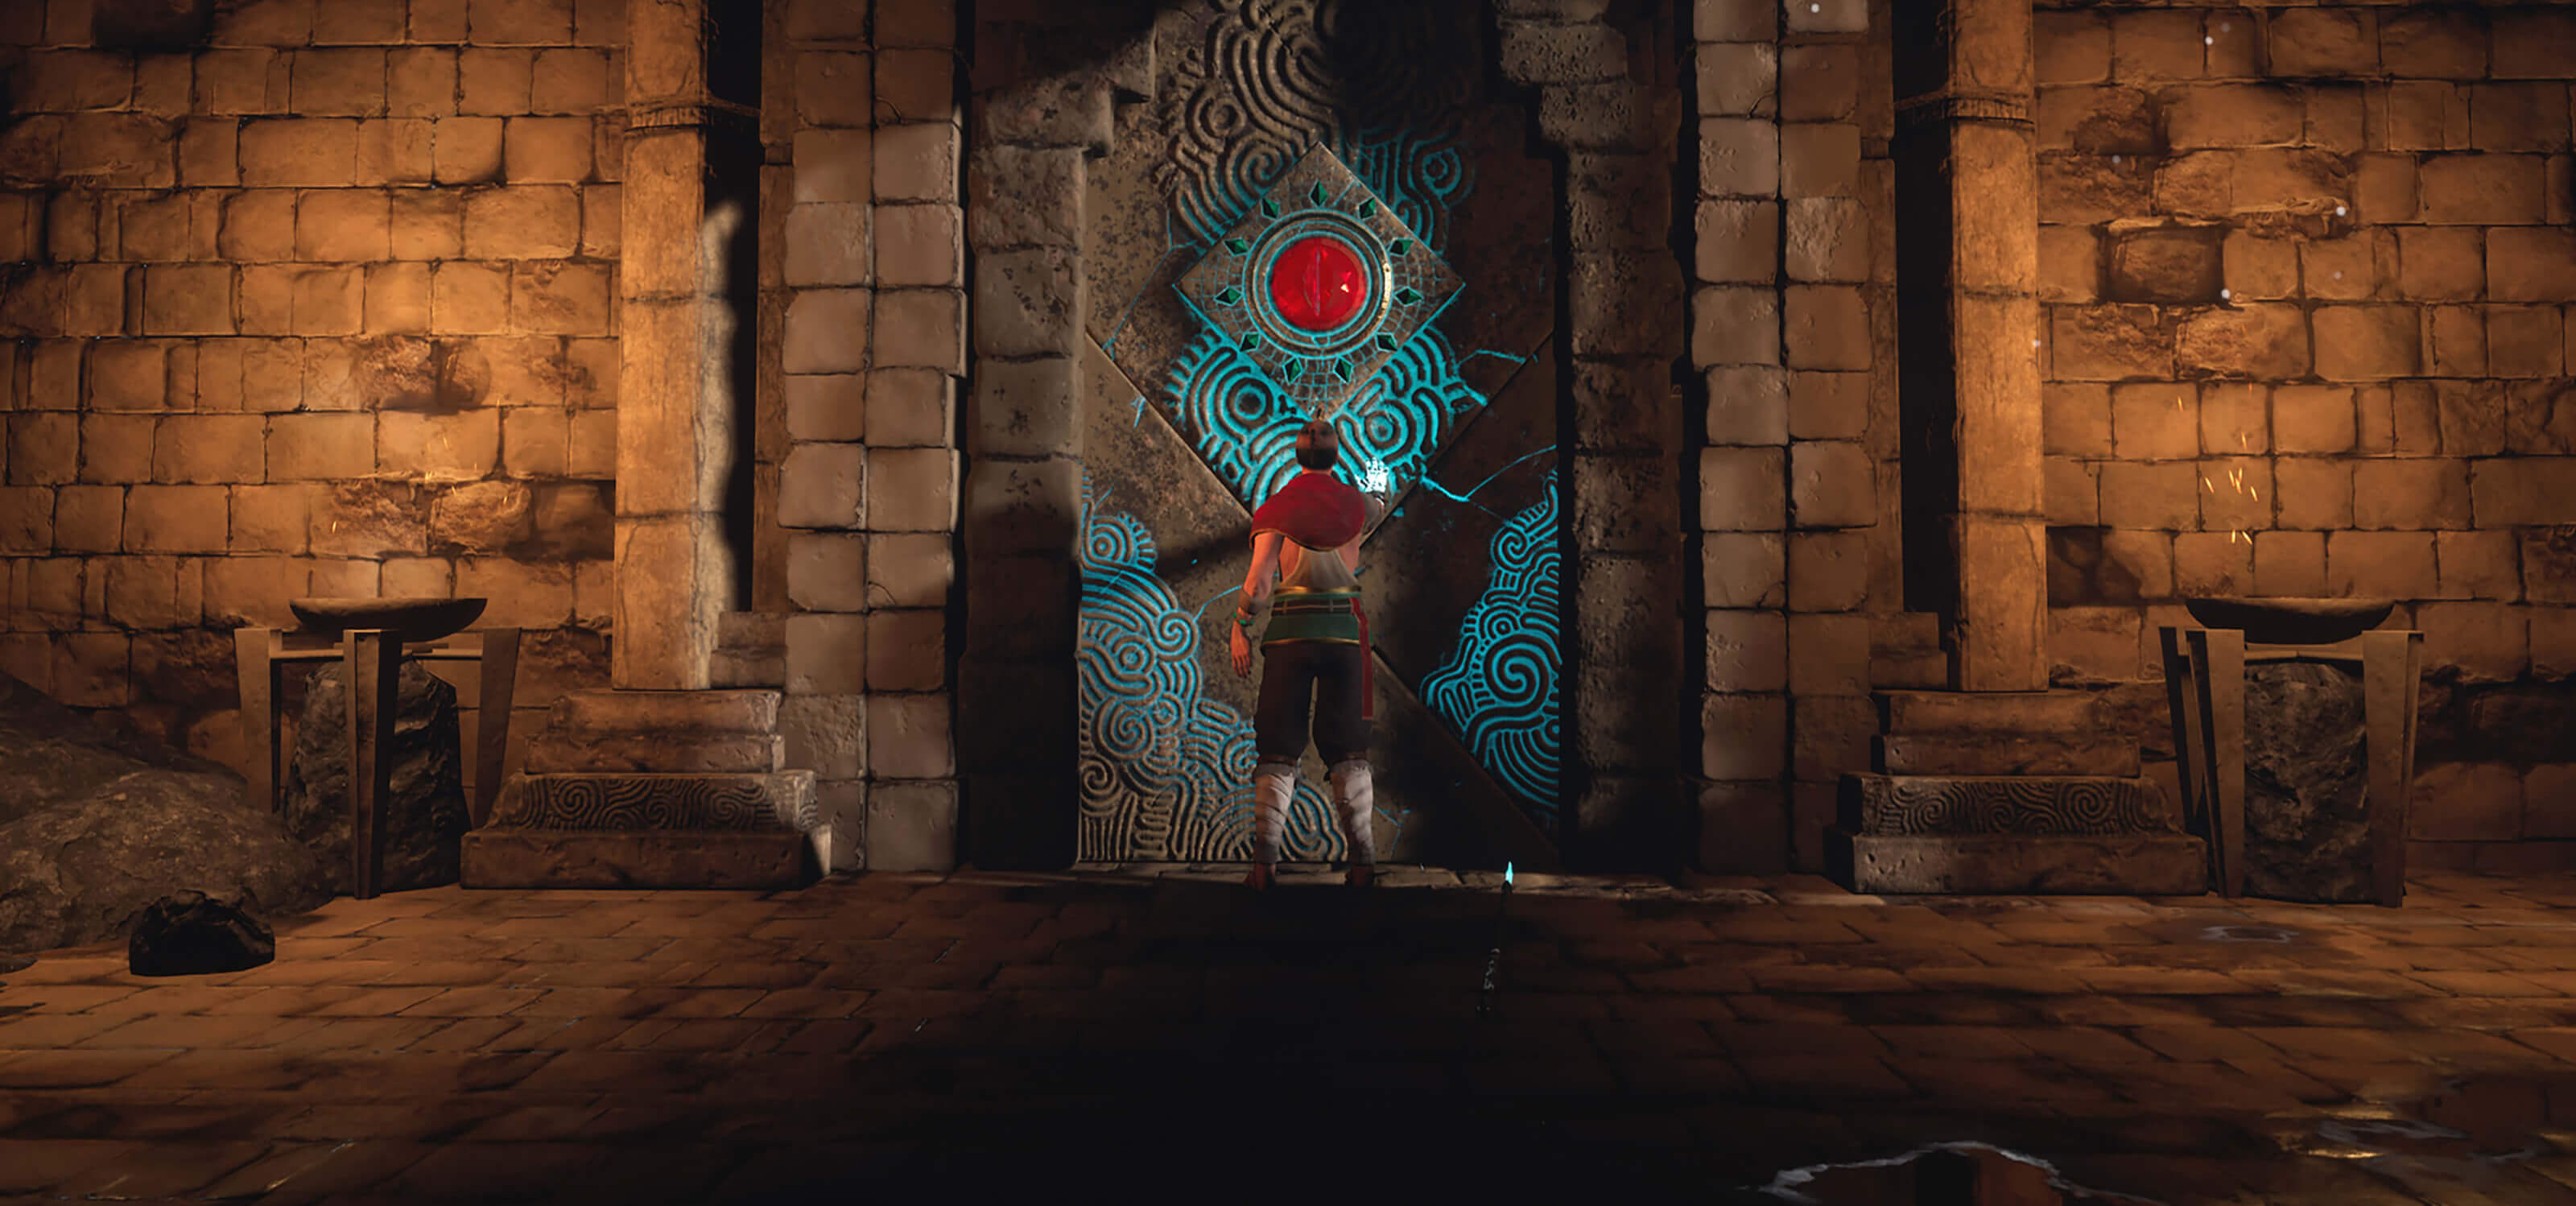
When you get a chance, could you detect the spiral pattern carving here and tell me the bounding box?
[1157,0,1476,247]
[1166,325,1481,515]
[1856,777,2171,836]
[1075,473,1347,861]
[1420,480,1562,836]
[498,776,793,832]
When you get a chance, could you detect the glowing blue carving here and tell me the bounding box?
[1420,479,1561,836]
[1075,473,1370,861]
[1179,127,1472,255]
[1166,324,1483,513]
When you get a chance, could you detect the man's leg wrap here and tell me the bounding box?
[1250,762,1298,865]
[1327,758,1375,866]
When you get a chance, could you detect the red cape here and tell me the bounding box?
[1250,470,1366,547]
[1249,471,1374,721]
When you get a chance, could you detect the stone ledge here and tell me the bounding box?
[460,829,815,890]
[554,689,782,736]
[522,733,786,774]
[1876,733,2142,777]
[1878,689,2099,736]
[1827,830,2208,895]
[1840,773,2173,836]
[488,771,818,832]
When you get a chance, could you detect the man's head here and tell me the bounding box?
[1294,419,1340,471]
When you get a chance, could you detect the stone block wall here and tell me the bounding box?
[766,0,963,872]
[2032,3,2576,869]
[0,0,625,790]
[1690,0,1905,873]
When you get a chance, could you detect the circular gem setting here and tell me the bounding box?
[1269,236,1368,332]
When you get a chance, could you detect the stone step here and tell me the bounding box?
[488,770,817,832]
[711,612,786,688]
[553,688,782,737]
[1827,830,2208,895]
[1877,690,2102,737]
[522,731,786,774]
[1876,733,2141,777]
[1840,773,2175,837]
[462,828,815,890]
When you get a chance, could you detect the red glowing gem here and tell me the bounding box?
[1268,237,1368,332]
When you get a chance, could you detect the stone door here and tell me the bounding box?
[1075,0,1561,865]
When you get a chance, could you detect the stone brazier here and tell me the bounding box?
[284,659,471,893]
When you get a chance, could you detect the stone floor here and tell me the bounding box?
[7,867,2576,1204]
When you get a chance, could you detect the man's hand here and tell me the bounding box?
[1230,624,1253,677]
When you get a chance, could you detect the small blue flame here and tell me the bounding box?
[1504,862,1513,886]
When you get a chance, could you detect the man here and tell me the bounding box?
[1229,419,1389,890]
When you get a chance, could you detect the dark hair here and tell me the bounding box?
[1294,419,1339,470]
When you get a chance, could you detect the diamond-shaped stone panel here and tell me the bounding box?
[1174,144,1463,415]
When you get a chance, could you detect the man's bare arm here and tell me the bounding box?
[1241,531,1286,614]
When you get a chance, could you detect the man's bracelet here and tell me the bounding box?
[1232,610,1256,629]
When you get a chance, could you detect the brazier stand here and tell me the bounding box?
[234,627,521,899]
[2158,626,2423,906]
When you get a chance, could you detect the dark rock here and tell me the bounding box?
[0,954,31,974]
[2242,661,2375,902]
[127,890,274,977]
[0,674,333,955]
[283,658,470,894]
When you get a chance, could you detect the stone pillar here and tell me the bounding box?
[1499,0,1689,870]
[613,0,737,692]
[1892,0,2046,692]
[460,0,820,889]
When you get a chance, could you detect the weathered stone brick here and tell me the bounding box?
[1695,198,1776,285]
[1705,365,1786,446]
[868,532,954,610]
[1780,122,1859,198]
[2353,458,2470,531]
[2310,304,2421,380]
[875,47,956,126]
[1783,196,1868,285]
[2431,304,2488,376]
[2109,9,2202,82]
[782,202,868,288]
[238,118,357,188]
[2270,384,2357,456]
[2323,529,2436,599]
[1700,447,1785,531]
[2043,383,2113,457]
[789,128,875,207]
[1699,694,1786,782]
[88,341,169,411]
[2379,7,2488,79]
[2489,306,2566,378]
[315,0,407,44]
[1783,285,1868,371]
[1703,609,1786,693]
[1786,370,1866,443]
[2488,228,2576,304]
[2048,456,2099,524]
[873,289,965,374]
[510,262,607,334]
[2052,304,2174,380]
[2096,461,2198,530]
[792,50,872,130]
[2490,8,2576,80]
[867,609,945,692]
[865,775,956,870]
[784,373,865,444]
[1496,20,1625,85]
[291,188,387,261]
[430,262,508,333]
[499,407,566,478]
[2186,301,2318,380]
[362,262,431,333]
[291,48,386,118]
[875,203,961,289]
[782,288,870,375]
[972,247,1080,358]
[151,415,263,484]
[78,413,154,483]
[195,49,283,116]
[122,484,226,552]
[51,485,120,552]
[386,190,461,260]
[2106,223,2221,304]
[1701,531,1784,608]
[778,442,865,531]
[875,122,958,204]
[2473,458,2576,527]
[376,409,496,480]
[1778,45,1856,124]
[2394,225,2483,302]
[2174,530,2255,597]
[2247,529,2323,597]
[503,117,592,184]
[2268,8,2377,77]
[2434,528,2520,601]
[864,368,952,450]
[430,117,503,184]
[1787,0,1866,35]
[2385,81,2468,153]
[530,47,613,115]
[2468,83,2571,155]
[1698,118,1778,199]
[1690,287,1777,368]
[964,145,1080,251]
[460,186,577,259]
[2108,382,2196,460]
[2272,457,2355,530]
[1696,43,1775,119]
[786,531,869,613]
[566,408,613,477]
[2419,154,2545,225]
[1787,530,1868,612]
[266,412,374,480]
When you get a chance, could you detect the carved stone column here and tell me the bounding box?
[461,0,819,889]
[1893,0,2047,692]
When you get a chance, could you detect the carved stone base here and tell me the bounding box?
[1839,774,2175,837]
[460,829,814,890]
[476,689,842,882]
[1827,830,2208,895]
